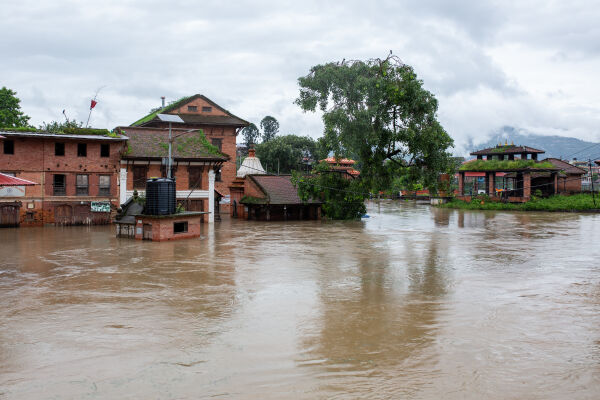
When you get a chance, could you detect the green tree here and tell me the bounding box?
[0,87,31,128]
[241,123,260,147]
[292,162,366,220]
[255,135,319,174]
[295,54,454,192]
[260,116,279,142]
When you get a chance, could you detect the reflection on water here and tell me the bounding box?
[0,201,599,399]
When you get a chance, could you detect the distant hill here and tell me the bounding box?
[467,126,600,161]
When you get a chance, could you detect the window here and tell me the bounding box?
[100,143,110,157]
[188,167,203,189]
[3,140,14,155]
[211,138,222,151]
[26,212,34,222]
[187,105,198,112]
[55,142,65,156]
[77,143,87,157]
[99,175,111,196]
[215,168,222,182]
[133,166,147,189]
[202,106,212,112]
[173,221,188,234]
[76,174,89,196]
[53,174,66,196]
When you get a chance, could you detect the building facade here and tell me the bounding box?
[127,95,249,208]
[0,129,127,226]
[114,126,226,223]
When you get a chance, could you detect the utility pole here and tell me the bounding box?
[589,159,596,207]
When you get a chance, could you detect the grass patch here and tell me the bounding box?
[460,159,555,171]
[438,193,600,212]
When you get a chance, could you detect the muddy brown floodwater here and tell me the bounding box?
[1,201,599,399]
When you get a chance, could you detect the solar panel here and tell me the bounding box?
[157,114,184,123]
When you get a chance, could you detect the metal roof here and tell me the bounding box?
[0,131,127,141]
[0,172,37,186]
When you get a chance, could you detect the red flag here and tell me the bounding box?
[90,99,98,109]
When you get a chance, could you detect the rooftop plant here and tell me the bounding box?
[460,159,555,171]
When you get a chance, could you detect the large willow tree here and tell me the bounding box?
[295,54,454,191]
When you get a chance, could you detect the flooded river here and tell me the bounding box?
[1,201,599,399]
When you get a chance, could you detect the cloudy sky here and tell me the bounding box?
[2,0,599,154]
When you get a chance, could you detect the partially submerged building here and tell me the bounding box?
[114,127,226,223]
[239,175,322,221]
[229,148,321,220]
[0,128,127,225]
[126,95,249,209]
[458,144,561,201]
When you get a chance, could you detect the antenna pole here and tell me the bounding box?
[168,122,173,179]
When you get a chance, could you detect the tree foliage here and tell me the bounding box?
[255,134,321,174]
[292,162,366,220]
[260,116,279,142]
[295,54,454,191]
[0,87,30,128]
[241,123,260,147]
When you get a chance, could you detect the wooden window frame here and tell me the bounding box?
[3,140,14,155]
[77,143,87,157]
[55,142,65,156]
[53,174,66,196]
[100,143,110,157]
[98,175,111,196]
[76,174,89,196]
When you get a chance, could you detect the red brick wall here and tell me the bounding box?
[0,135,123,225]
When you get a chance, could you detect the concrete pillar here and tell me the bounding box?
[119,167,128,205]
[208,169,215,223]
[458,172,464,195]
[523,172,531,199]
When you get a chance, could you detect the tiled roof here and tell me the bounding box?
[119,127,226,160]
[471,145,545,155]
[246,175,321,205]
[543,158,587,175]
[131,94,249,127]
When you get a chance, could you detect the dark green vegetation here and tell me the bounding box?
[260,116,279,142]
[255,135,328,174]
[292,162,366,220]
[0,87,31,128]
[241,123,260,147]
[460,159,555,171]
[241,116,281,148]
[439,193,599,212]
[292,53,454,218]
[296,54,454,193]
[3,118,119,137]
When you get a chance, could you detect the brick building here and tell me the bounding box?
[114,127,227,223]
[126,95,249,209]
[543,158,586,193]
[0,129,127,226]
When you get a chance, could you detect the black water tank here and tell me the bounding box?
[145,178,176,215]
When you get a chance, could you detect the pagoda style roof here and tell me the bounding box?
[470,144,545,156]
[117,127,226,161]
[131,94,249,128]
